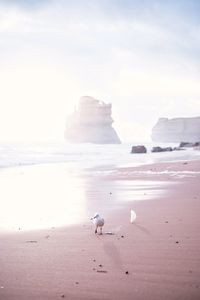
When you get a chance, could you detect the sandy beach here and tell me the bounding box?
[0,159,200,300]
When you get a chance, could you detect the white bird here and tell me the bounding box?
[91,213,105,234]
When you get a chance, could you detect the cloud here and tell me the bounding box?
[0,0,52,10]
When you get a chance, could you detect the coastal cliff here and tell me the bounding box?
[65,96,121,144]
[152,117,200,143]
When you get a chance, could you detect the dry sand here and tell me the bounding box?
[0,160,200,300]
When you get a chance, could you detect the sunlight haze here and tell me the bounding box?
[0,0,200,142]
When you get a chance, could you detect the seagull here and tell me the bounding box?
[91,213,105,234]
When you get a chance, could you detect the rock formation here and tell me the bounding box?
[65,96,121,144]
[152,117,200,143]
[151,146,173,153]
[131,145,147,153]
[179,142,200,148]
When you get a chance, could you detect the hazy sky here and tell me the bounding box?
[0,0,200,142]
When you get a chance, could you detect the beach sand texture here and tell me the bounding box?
[0,160,200,300]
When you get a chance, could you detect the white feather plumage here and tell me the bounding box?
[91,213,105,234]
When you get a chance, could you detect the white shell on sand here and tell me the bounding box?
[130,210,136,223]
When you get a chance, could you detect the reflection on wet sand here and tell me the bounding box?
[0,165,87,231]
[0,164,168,231]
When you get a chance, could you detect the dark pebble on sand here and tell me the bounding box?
[61,295,65,298]
[176,241,179,244]
[75,282,79,285]
[125,271,129,275]
[99,264,103,267]
[165,221,168,223]
[121,235,124,238]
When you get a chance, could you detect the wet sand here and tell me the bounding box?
[0,160,200,300]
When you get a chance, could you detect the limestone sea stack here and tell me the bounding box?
[65,96,121,144]
[152,117,200,143]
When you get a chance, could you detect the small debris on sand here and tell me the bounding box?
[125,271,129,275]
[26,240,38,243]
[175,241,179,244]
[121,235,124,238]
[61,295,65,298]
[75,282,79,285]
[99,264,103,267]
[97,270,107,273]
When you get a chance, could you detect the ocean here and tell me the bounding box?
[0,141,199,170]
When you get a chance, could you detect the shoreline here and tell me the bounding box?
[0,159,200,299]
[100,159,200,181]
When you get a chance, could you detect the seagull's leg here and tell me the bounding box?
[100,227,103,235]
[95,227,97,234]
